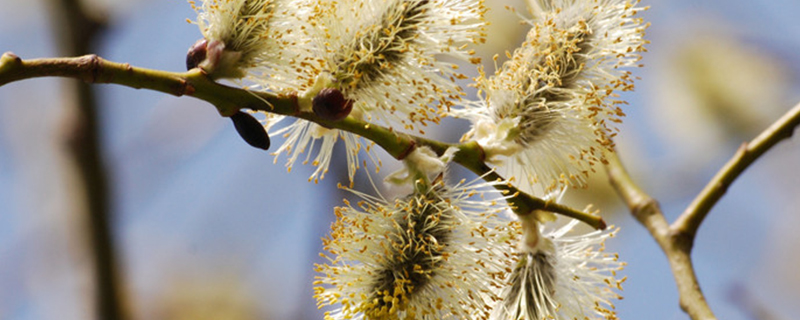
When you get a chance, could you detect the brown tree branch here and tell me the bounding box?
[605,101,800,319]
[605,152,717,320]
[673,101,800,240]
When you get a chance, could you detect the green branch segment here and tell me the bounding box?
[0,52,606,230]
[0,52,297,116]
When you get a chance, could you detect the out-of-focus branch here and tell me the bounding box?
[673,101,800,239]
[0,53,607,230]
[604,152,668,237]
[43,1,126,319]
[48,0,105,56]
[607,101,800,319]
[605,152,717,320]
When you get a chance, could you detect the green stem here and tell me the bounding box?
[0,53,606,229]
[451,142,605,229]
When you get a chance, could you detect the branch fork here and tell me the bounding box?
[605,101,800,320]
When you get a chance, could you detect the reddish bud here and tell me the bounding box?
[186,39,208,70]
[312,88,353,121]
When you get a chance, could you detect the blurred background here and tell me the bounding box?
[1,0,799,319]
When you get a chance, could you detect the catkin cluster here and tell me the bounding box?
[188,0,647,318]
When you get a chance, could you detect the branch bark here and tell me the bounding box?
[0,53,606,229]
[605,102,800,320]
[605,152,716,320]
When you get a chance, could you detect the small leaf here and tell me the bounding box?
[230,111,270,150]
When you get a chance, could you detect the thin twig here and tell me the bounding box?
[605,152,717,320]
[604,152,667,237]
[0,53,606,229]
[673,102,800,239]
[606,100,800,320]
[451,142,606,229]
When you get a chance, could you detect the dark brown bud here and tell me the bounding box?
[186,39,208,70]
[230,111,270,150]
[312,88,353,121]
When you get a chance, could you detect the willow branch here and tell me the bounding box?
[449,141,605,229]
[673,101,800,239]
[0,53,605,229]
[604,152,668,237]
[606,101,800,320]
[605,152,716,320]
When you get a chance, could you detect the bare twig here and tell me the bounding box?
[605,101,800,320]
[604,152,667,237]
[605,152,716,320]
[673,102,800,239]
[0,53,607,229]
[450,142,607,229]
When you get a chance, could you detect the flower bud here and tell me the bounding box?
[230,111,270,150]
[186,39,208,71]
[312,88,353,121]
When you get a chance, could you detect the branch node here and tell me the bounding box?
[83,54,102,83]
[288,93,301,116]
[1,52,21,65]
[396,139,417,160]
[668,228,695,253]
[633,196,660,220]
[474,142,486,162]
[182,81,196,96]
